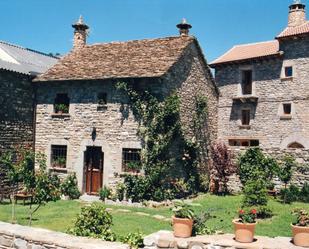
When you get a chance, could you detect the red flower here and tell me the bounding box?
[239,209,245,214]
[251,209,257,214]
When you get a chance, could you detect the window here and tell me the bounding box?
[122,148,141,172]
[54,93,70,114]
[98,92,107,105]
[51,145,67,168]
[228,139,259,147]
[284,66,293,78]
[241,109,250,125]
[283,103,292,115]
[288,142,305,149]
[241,70,252,95]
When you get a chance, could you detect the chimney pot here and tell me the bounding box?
[288,1,306,27]
[176,18,192,36]
[72,15,89,50]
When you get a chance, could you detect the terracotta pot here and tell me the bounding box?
[233,219,256,243]
[291,224,309,247]
[172,216,193,238]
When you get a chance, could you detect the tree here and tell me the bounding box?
[209,142,235,195]
[278,154,296,189]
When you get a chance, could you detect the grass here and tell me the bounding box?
[0,194,308,238]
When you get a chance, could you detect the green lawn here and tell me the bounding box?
[0,194,308,238]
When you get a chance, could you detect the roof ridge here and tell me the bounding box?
[0,40,59,59]
[87,35,195,47]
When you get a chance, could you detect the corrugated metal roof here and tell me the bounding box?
[0,41,58,75]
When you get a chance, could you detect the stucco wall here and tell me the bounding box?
[215,36,309,150]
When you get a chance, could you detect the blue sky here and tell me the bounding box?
[0,0,299,62]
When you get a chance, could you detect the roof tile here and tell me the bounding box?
[276,21,309,38]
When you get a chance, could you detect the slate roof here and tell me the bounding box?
[34,36,195,82]
[0,41,58,75]
[276,21,309,38]
[210,40,280,66]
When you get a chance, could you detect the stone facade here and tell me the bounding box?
[34,41,218,192]
[212,7,309,151]
[0,70,34,153]
[0,222,129,249]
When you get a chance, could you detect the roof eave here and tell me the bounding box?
[209,52,283,68]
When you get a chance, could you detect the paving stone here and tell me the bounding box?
[153,215,167,220]
[14,238,28,249]
[135,212,150,216]
[116,209,131,213]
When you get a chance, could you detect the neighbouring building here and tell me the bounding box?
[33,17,218,194]
[210,1,309,151]
[0,41,58,199]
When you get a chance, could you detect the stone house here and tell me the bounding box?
[0,41,58,153]
[33,17,218,194]
[210,1,309,151]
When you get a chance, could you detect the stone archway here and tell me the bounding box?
[287,142,305,149]
[280,133,309,149]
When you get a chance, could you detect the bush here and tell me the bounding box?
[193,211,215,235]
[255,206,273,219]
[242,179,268,207]
[300,182,309,203]
[69,203,116,241]
[278,155,296,188]
[61,174,81,199]
[209,142,235,195]
[124,175,150,202]
[115,182,126,201]
[280,184,300,204]
[238,148,279,186]
[120,232,144,249]
[99,186,112,200]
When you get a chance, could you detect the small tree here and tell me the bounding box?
[237,148,279,186]
[242,179,268,207]
[209,142,235,195]
[278,155,296,189]
[26,154,61,225]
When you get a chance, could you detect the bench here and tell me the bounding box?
[14,193,33,205]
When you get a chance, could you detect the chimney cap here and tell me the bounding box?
[289,0,306,10]
[72,15,89,30]
[176,18,192,36]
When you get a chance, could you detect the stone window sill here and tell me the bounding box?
[281,76,293,82]
[280,115,292,120]
[51,113,71,118]
[233,95,258,103]
[239,125,251,129]
[49,167,67,173]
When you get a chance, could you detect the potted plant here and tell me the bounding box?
[55,104,69,114]
[291,209,309,247]
[172,201,195,238]
[233,209,257,243]
[52,157,66,168]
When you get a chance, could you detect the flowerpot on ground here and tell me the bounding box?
[291,209,309,247]
[172,216,193,238]
[171,200,195,238]
[291,224,309,247]
[233,209,257,243]
[233,219,256,243]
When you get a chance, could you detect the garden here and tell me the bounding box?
[0,84,308,248]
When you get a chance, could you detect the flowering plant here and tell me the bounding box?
[238,209,257,223]
[292,209,309,227]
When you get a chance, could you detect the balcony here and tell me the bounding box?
[232,95,258,103]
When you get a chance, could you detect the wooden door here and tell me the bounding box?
[85,147,103,194]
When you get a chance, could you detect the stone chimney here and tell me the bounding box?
[72,16,89,50]
[176,18,192,36]
[288,0,306,27]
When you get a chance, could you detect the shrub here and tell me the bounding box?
[237,148,279,186]
[115,182,126,201]
[209,142,235,195]
[172,201,195,219]
[238,209,257,223]
[69,203,116,241]
[124,175,150,202]
[242,179,268,207]
[280,184,300,204]
[61,174,81,199]
[300,182,309,203]
[192,211,215,235]
[255,206,273,219]
[120,232,144,249]
[99,186,112,200]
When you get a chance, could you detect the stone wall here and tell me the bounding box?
[0,221,128,249]
[0,70,34,153]
[34,41,217,191]
[227,147,309,193]
[214,35,309,150]
[143,231,304,249]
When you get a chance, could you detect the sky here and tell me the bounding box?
[0,0,300,62]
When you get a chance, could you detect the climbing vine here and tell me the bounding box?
[116,82,209,201]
